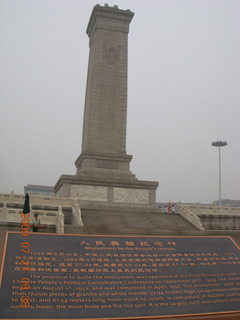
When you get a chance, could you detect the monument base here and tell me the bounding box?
[54,172,158,207]
[55,150,159,217]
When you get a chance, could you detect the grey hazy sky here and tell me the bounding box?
[0,0,239,204]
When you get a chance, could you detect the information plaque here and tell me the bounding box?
[0,232,239,319]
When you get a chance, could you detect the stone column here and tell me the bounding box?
[75,4,134,176]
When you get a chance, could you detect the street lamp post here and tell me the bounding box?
[211,140,227,206]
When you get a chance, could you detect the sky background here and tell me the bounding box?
[0,0,239,204]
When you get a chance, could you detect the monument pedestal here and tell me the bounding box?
[54,171,158,210]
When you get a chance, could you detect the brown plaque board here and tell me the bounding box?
[0,232,239,319]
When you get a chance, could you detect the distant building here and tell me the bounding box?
[24,184,54,196]
[212,199,240,207]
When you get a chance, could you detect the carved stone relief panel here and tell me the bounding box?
[70,185,108,201]
[96,159,119,169]
[103,43,121,65]
[113,187,149,204]
[98,17,130,33]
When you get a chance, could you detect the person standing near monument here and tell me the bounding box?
[167,202,171,213]
[32,214,40,232]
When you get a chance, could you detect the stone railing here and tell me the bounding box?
[178,202,240,231]
[181,203,240,216]
[0,193,83,234]
[71,200,84,227]
[55,207,64,234]
[178,203,205,231]
[0,193,74,206]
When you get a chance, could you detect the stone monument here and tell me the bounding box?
[54,4,159,214]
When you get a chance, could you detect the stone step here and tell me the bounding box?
[64,225,87,234]
[81,210,201,236]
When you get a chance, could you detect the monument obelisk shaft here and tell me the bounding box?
[75,5,134,177]
[82,6,132,156]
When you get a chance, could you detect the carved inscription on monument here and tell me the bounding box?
[113,187,149,204]
[0,233,239,319]
[70,185,107,201]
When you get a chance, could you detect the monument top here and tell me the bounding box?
[87,3,134,40]
[92,3,133,15]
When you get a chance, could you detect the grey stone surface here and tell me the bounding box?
[82,5,133,158]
